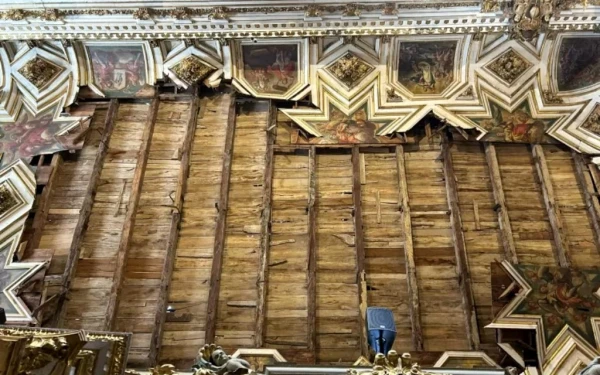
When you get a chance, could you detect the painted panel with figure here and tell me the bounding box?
[473,101,556,143]
[557,37,600,92]
[241,44,298,95]
[397,41,457,95]
[297,105,400,144]
[513,265,600,348]
[88,44,147,97]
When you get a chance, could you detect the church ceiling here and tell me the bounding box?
[0,3,599,153]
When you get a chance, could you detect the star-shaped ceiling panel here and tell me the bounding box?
[0,107,87,169]
[488,261,600,365]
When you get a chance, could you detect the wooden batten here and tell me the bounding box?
[24,153,62,257]
[395,145,424,351]
[205,94,237,344]
[105,97,159,330]
[149,97,200,366]
[441,139,480,350]
[255,101,276,347]
[531,145,571,267]
[306,146,317,359]
[55,99,120,326]
[572,151,600,255]
[484,143,518,264]
[351,146,369,358]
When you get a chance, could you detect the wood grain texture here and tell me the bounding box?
[572,151,600,256]
[146,97,199,366]
[159,93,232,367]
[106,97,159,331]
[531,144,571,267]
[205,94,237,345]
[396,145,423,351]
[307,146,317,358]
[484,143,518,264]
[56,99,119,327]
[351,146,369,358]
[255,101,276,347]
[441,139,480,351]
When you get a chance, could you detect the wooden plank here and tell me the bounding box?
[531,145,571,267]
[351,146,369,358]
[441,139,480,350]
[205,94,237,344]
[24,153,61,257]
[484,143,518,264]
[306,146,317,360]
[255,101,276,347]
[395,145,424,351]
[572,151,600,256]
[106,97,159,330]
[55,99,119,326]
[150,97,200,366]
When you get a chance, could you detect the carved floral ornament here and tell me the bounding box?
[350,351,450,375]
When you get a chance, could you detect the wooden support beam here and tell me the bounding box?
[484,143,518,264]
[150,97,200,366]
[395,145,424,351]
[531,145,571,268]
[441,139,480,350]
[205,94,237,344]
[572,151,600,256]
[306,146,317,360]
[24,153,61,258]
[351,146,369,358]
[106,97,159,330]
[56,99,119,326]
[255,101,276,347]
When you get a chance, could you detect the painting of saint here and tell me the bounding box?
[303,105,396,145]
[397,41,457,95]
[0,110,80,168]
[88,44,147,97]
[242,44,298,95]
[557,37,600,92]
[475,101,555,143]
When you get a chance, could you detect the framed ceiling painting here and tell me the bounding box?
[232,38,310,100]
[79,41,156,98]
[388,35,469,101]
[548,33,600,102]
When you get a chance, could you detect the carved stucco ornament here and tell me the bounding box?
[18,337,70,374]
[133,8,153,20]
[0,184,18,217]
[209,7,229,20]
[18,56,63,90]
[3,9,25,20]
[193,344,252,375]
[582,104,600,136]
[305,5,323,18]
[349,351,450,375]
[326,52,375,89]
[486,49,532,84]
[171,56,215,85]
[511,0,553,40]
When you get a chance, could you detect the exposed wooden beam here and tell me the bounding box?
[205,94,237,344]
[395,145,424,351]
[150,96,200,366]
[441,138,480,350]
[351,146,369,358]
[106,97,159,330]
[306,146,317,361]
[572,151,600,256]
[484,143,518,264]
[24,153,61,258]
[55,99,119,326]
[531,145,571,268]
[255,101,276,347]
